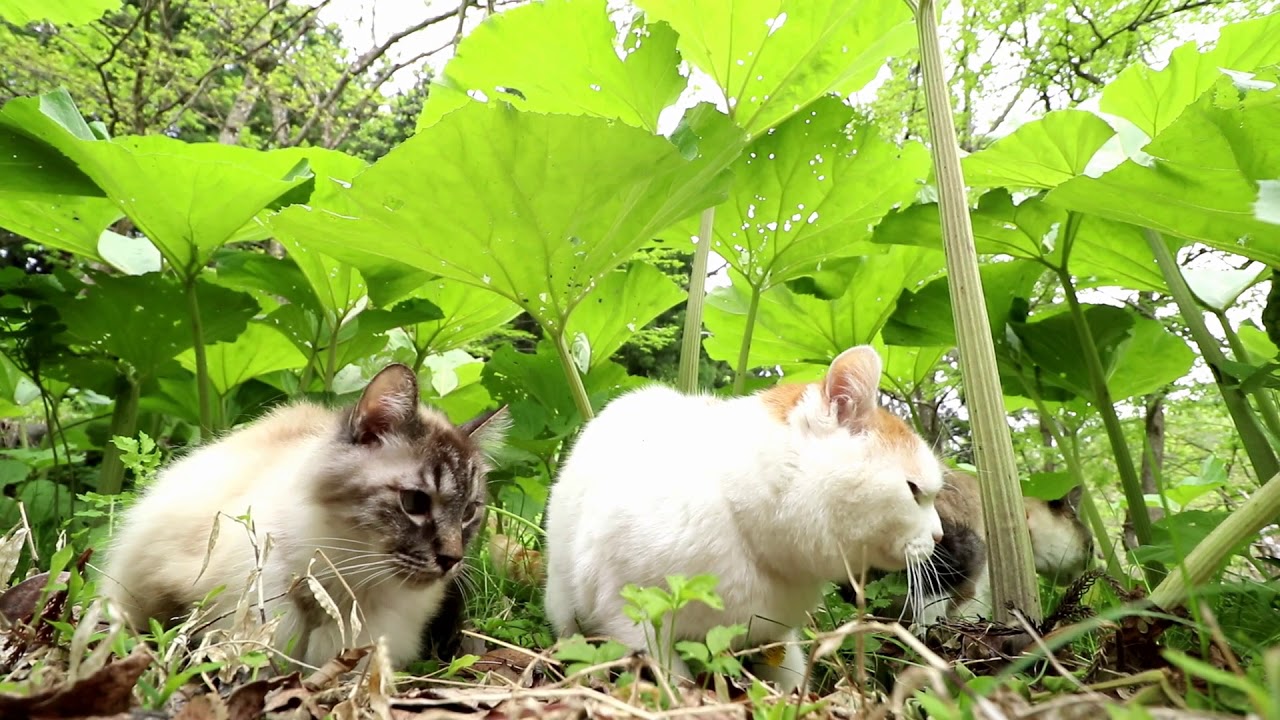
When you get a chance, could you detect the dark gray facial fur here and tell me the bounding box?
[312,363,509,587]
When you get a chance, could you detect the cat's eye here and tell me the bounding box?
[400,489,431,516]
[907,481,922,501]
[463,501,483,523]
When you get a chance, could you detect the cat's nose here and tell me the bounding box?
[932,530,944,544]
[437,554,462,572]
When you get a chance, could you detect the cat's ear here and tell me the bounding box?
[822,345,882,430]
[460,405,512,460]
[1061,484,1084,515]
[350,364,420,445]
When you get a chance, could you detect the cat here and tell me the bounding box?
[543,345,946,693]
[99,363,510,669]
[837,468,1096,628]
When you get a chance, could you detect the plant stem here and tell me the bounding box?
[677,207,716,394]
[1054,264,1160,582]
[97,374,141,495]
[731,283,762,395]
[1144,229,1280,483]
[1149,469,1280,610]
[185,278,213,436]
[324,315,342,394]
[553,331,594,421]
[912,0,1041,622]
[1215,307,1280,444]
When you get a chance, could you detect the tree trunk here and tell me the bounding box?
[1125,391,1166,550]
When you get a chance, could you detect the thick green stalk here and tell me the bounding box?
[1144,229,1280,482]
[912,0,1041,622]
[1054,266,1159,576]
[1215,308,1280,444]
[1150,469,1280,609]
[96,375,141,495]
[731,283,762,395]
[553,331,594,421]
[677,207,716,394]
[184,278,213,435]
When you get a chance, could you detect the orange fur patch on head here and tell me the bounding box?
[868,407,918,448]
[760,383,810,423]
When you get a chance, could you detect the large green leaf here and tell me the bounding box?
[0,125,102,196]
[1007,305,1195,402]
[565,261,684,369]
[961,110,1116,190]
[874,190,1168,292]
[177,322,308,396]
[1099,12,1280,139]
[418,0,684,132]
[54,273,259,379]
[0,0,118,25]
[483,340,645,437]
[883,259,1046,348]
[634,0,915,136]
[703,244,944,368]
[880,344,949,395]
[672,96,929,289]
[1048,79,1280,266]
[0,89,318,278]
[401,280,522,356]
[268,101,740,335]
[0,195,121,263]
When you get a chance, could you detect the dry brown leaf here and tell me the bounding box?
[303,645,372,691]
[470,648,533,685]
[0,644,152,718]
[0,571,69,626]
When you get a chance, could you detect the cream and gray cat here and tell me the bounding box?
[544,345,946,693]
[838,467,1095,628]
[100,364,510,668]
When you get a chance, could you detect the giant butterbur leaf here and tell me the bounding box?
[634,0,915,136]
[1099,12,1280,140]
[703,244,944,369]
[565,261,685,369]
[875,190,1168,292]
[401,280,522,356]
[884,259,1046,349]
[961,110,1117,191]
[54,273,259,379]
[1007,305,1195,403]
[671,96,928,290]
[268,102,737,335]
[1047,78,1280,266]
[0,89,317,278]
[418,0,684,131]
[0,196,122,264]
[177,322,308,396]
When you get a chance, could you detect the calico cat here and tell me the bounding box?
[838,468,1095,627]
[543,346,946,693]
[100,364,510,668]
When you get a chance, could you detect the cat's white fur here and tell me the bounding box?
[543,346,945,692]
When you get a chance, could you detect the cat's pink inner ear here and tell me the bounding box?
[822,345,882,429]
[352,364,419,444]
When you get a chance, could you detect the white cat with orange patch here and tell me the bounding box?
[543,346,945,692]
